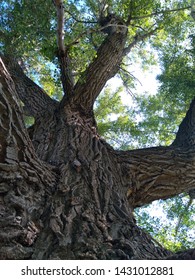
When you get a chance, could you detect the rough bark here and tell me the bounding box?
[0,57,57,259]
[1,55,58,118]
[1,55,195,260]
[117,146,195,207]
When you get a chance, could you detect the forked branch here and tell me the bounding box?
[71,30,128,114]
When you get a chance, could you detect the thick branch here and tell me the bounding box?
[116,146,195,208]
[53,0,65,52]
[1,55,58,118]
[70,30,127,114]
[0,58,57,257]
[0,57,56,185]
[53,0,74,97]
[170,98,195,201]
[171,98,195,149]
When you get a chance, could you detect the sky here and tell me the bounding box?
[107,63,161,106]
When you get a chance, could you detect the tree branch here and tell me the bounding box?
[131,6,191,21]
[0,57,56,182]
[70,28,128,114]
[126,0,134,24]
[123,26,160,56]
[1,55,58,118]
[53,0,74,97]
[170,98,195,206]
[0,57,36,163]
[66,19,156,114]
[166,248,195,259]
[116,146,195,208]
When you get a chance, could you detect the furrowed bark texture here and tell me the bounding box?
[117,146,195,207]
[22,110,171,260]
[0,58,56,259]
[1,55,195,258]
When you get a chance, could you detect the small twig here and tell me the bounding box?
[120,65,143,86]
[129,24,149,33]
[64,8,98,24]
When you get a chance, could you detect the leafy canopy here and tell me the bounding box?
[0,0,192,92]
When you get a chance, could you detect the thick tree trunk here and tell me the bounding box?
[0,54,195,260]
[28,109,171,260]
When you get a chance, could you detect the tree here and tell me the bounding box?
[0,0,195,260]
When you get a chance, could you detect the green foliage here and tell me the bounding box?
[0,0,55,57]
[24,116,34,128]
[95,87,131,148]
[1,0,192,93]
[135,196,195,251]
[94,86,145,149]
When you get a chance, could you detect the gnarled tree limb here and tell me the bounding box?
[0,57,56,185]
[115,97,195,208]
[0,55,58,118]
[116,146,195,208]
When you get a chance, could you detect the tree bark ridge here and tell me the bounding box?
[0,57,57,259]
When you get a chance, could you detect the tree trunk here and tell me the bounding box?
[0,54,195,260]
